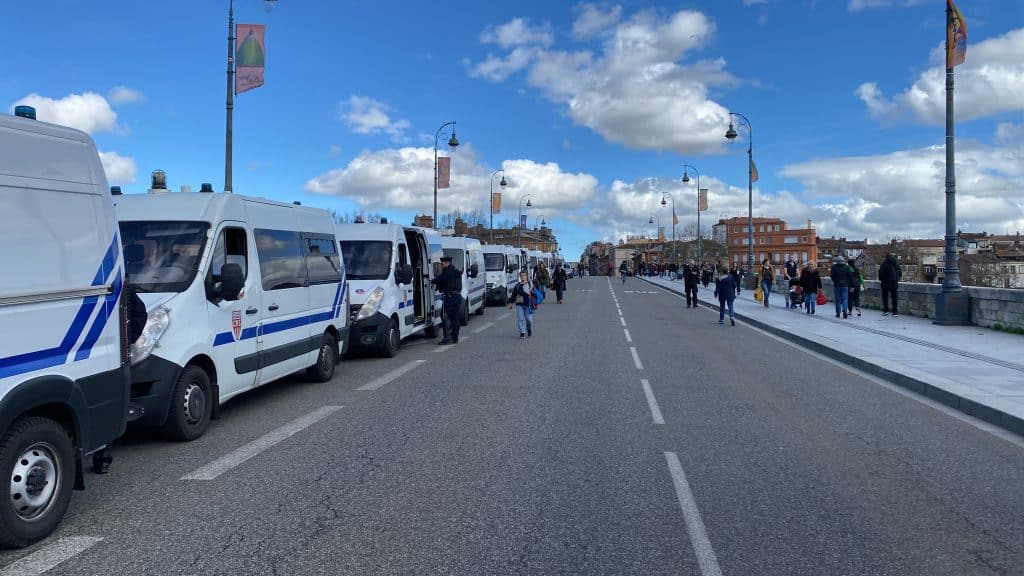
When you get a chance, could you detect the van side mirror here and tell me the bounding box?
[506,264,515,273]
[469,263,479,278]
[396,263,413,284]
[220,263,245,301]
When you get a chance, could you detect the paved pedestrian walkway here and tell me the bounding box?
[641,275,1024,436]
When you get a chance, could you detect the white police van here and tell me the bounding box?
[114,183,347,441]
[482,244,519,305]
[336,222,443,357]
[0,107,129,547]
[440,235,486,321]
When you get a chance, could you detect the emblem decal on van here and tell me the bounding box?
[232,310,242,341]
[355,289,365,295]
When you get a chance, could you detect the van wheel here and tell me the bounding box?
[307,332,337,383]
[164,365,213,441]
[381,319,400,358]
[475,301,485,316]
[0,417,75,548]
[460,302,469,326]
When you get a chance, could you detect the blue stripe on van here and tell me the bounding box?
[0,237,120,379]
[74,271,123,362]
[469,284,485,294]
[212,281,345,347]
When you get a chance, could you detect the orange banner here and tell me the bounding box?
[699,189,708,212]
[491,192,502,214]
[947,0,967,68]
[437,156,451,189]
[235,24,266,94]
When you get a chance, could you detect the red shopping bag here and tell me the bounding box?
[816,292,826,306]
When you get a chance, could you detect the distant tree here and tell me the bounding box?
[332,210,383,224]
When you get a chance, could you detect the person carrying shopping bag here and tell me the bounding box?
[799,261,822,315]
[508,271,534,339]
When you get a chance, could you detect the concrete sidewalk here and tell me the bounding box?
[641,275,1024,436]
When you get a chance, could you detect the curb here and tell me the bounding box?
[643,278,1024,437]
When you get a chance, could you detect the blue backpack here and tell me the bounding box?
[530,287,544,309]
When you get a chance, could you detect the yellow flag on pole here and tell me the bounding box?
[947,0,967,68]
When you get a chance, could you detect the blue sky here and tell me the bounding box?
[4,0,1022,260]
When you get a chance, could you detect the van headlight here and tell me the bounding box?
[356,287,385,321]
[131,306,170,364]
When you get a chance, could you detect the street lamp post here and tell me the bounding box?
[518,194,532,248]
[433,121,459,230]
[489,169,507,244]
[534,214,546,229]
[725,112,754,284]
[648,215,661,263]
[660,192,675,264]
[682,164,702,263]
[225,0,279,193]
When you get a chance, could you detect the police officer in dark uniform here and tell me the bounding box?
[432,255,463,345]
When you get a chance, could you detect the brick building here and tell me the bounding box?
[712,217,818,269]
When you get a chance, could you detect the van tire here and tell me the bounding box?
[424,319,438,339]
[381,319,400,358]
[475,301,485,316]
[0,417,75,549]
[164,365,213,441]
[460,302,469,326]
[307,332,337,383]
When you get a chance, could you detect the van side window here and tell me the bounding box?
[209,227,248,280]
[254,229,307,290]
[303,234,341,284]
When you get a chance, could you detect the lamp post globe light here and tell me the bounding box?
[518,194,532,248]
[433,121,459,230]
[648,215,661,254]
[725,112,753,284]
[681,164,703,263]
[660,192,676,264]
[225,0,280,193]
[489,169,507,243]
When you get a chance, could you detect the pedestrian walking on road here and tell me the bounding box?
[552,262,567,304]
[535,261,551,297]
[760,259,774,308]
[508,271,534,339]
[847,261,865,317]
[878,253,902,316]
[683,259,700,308]
[830,256,852,319]
[431,255,463,344]
[799,261,822,315]
[714,266,737,326]
[783,257,799,309]
[730,263,742,295]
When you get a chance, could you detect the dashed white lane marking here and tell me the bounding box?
[617,309,623,317]
[471,321,496,334]
[0,537,103,576]
[620,317,627,327]
[624,329,633,343]
[640,379,664,424]
[630,346,644,370]
[182,406,342,480]
[664,452,723,576]
[358,359,427,390]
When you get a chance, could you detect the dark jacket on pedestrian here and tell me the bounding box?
[431,265,462,294]
[830,262,852,287]
[714,273,737,301]
[683,264,699,287]
[799,268,822,294]
[552,267,567,290]
[509,281,532,306]
[878,255,902,286]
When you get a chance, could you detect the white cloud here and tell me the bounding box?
[470,10,736,155]
[480,17,553,49]
[305,145,597,216]
[857,28,1024,123]
[572,4,622,40]
[99,151,136,184]
[12,92,117,134]
[108,86,144,105]
[339,95,410,141]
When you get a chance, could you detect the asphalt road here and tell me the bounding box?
[2,276,1022,576]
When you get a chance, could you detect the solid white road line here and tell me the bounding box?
[664,452,724,576]
[0,537,103,576]
[620,317,627,327]
[182,406,342,480]
[432,337,469,352]
[624,329,633,343]
[630,346,644,370]
[497,312,511,321]
[640,379,664,424]
[471,321,496,334]
[358,360,427,390]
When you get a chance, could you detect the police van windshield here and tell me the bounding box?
[442,249,465,270]
[484,253,505,271]
[339,241,392,280]
[118,221,210,293]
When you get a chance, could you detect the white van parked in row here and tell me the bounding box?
[114,184,347,440]
[337,222,443,357]
[0,108,129,547]
[440,235,486,322]
[482,244,520,305]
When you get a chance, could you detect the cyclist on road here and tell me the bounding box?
[619,260,629,284]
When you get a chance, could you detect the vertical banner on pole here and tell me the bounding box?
[519,214,528,229]
[658,226,665,241]
[947,0,967,68]
[235,24,266,94]
[491,192,502,214]
[698,189,708,212]
[437,156,451,189]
